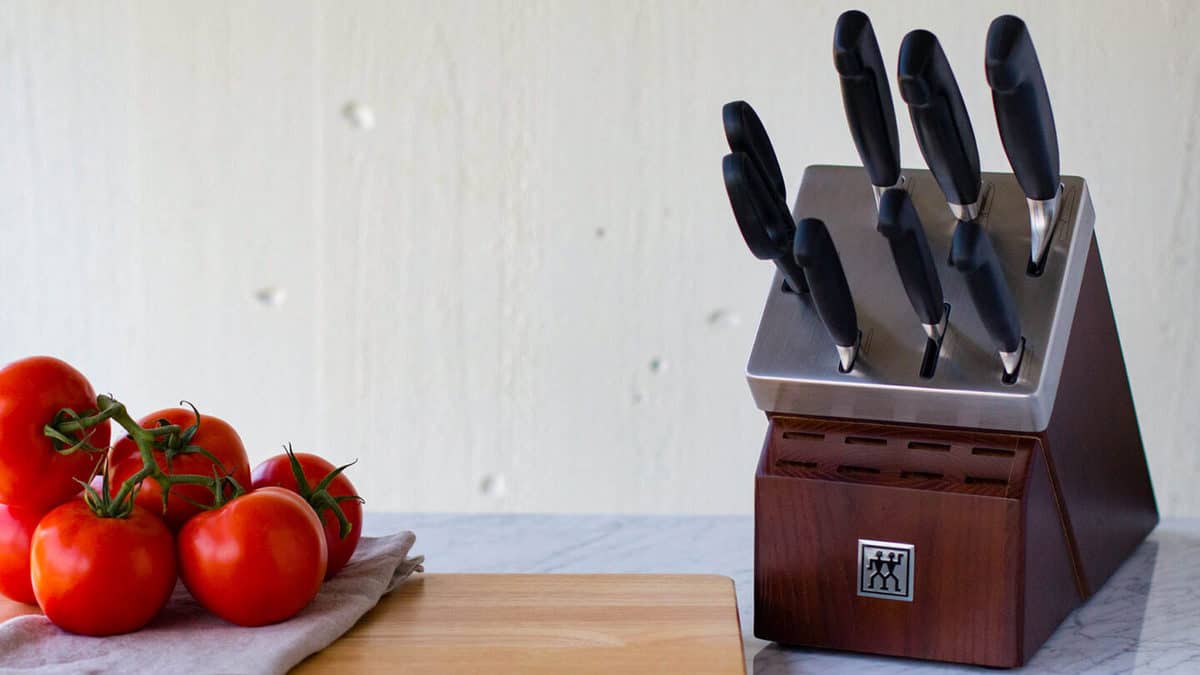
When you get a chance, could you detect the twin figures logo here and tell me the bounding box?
[857,539,915,601]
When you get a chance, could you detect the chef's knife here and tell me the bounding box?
[897,29,983,221]
[723,100,787,202]
[986,15,1061,268]
[722,152,809,294]
[877,187,946,341]
[833,10,902,203]
[951,219,1024,378]
[793,218,859,372]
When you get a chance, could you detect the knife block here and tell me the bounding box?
[749,166,1157,667]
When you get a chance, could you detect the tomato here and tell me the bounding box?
[110,408,250,530]
[0,356,110,511]
[251,450,363,579]
[0,503,42,605]
[178,487,326,626]
[30,501,176,636]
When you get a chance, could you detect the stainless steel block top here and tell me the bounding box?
[745,165,1094,432]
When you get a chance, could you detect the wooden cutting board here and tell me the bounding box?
[296,574,745,674]
[2,574,745,674]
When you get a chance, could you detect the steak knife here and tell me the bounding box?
[833,10,902,204]
[793,218,859,372]
[897,29,983,221]
[722,152,809,295]
[951,219,1023,378]
[986,15,1061,268]
[877,187,946,342]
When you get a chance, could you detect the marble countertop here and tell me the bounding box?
[365,513,1200,674]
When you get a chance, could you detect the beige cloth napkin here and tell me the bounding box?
[0,531,423,674]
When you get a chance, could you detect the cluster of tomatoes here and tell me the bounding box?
[0,356,363,636]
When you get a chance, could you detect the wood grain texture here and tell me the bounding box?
[756,416,1071,667]
[1036,238,1159,595]
[0,1,1195,515]
[294,574,745,674]
[0,596,37,624]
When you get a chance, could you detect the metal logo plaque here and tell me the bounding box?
[857,539,915,602]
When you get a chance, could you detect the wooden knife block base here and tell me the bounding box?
[753,241,1157,667]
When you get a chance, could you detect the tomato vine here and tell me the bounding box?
[42,395,239,518]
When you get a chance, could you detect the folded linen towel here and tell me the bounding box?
[0,531,423,675]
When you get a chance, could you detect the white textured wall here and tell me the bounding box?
[0,1,1196,516]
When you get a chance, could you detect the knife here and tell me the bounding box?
[986,15,1061,268]
[897,29,982,221]
[899,29,1024,377]
[722,152,809,295]
[877,187,946,342]
[833,10,902,203]
[793,218,859,372]
[951,219,1024,378]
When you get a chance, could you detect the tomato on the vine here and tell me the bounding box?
[178,487,326,626]
[0,356,110,511]
[110,407,250,530]
[31,501,176,636]
[0,503,43,605]
[251,448,364,579]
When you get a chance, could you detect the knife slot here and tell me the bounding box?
[964,475,1009,486]
[837,465,881,476]
[907,441,950,452]
[776,459,818,470]
[919,338,939,379]
[782,431,825,441]
[900,470,943,480]
[844,436,886,446]
[971,446,1015,458]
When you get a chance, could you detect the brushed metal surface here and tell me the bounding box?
[746,165,1094,432]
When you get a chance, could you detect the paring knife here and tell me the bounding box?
[877,188,946,342]
[833,10,902,204]
[898,29,1024,377]
[986,15,1061,268]
[897,30,982,221]
[951,219,1023,377]
[793,218,859,372]
[721,101,808,293]
[722,152,809,295]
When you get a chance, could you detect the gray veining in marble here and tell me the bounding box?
[364,514,1200,674]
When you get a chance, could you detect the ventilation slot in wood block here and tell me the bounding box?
[908,441,951,452]
[844,436,886,446]
[971,446,1016,458]
[837,465,881,476]
[901,470,944,480]
[782,431,824,441]
[965,475,1009,487]
[777,459,818,470]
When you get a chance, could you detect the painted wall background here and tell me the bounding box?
[0,0,1196,515]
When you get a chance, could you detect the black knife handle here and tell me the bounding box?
[794,218,858,348]
[950,220,1021,353]
[898,30,981,208]
[723,101,787,202]
[877,188,944,326]
[722,152,809,293]
[986,15,1059,201]
[833,10,901,189]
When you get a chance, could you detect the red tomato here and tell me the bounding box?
[110,408,250,530]
[251,451,363,579]
[30,502,176,636]
[0,356,110,511]
[0,503,42,605]
[178,487,326,626]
